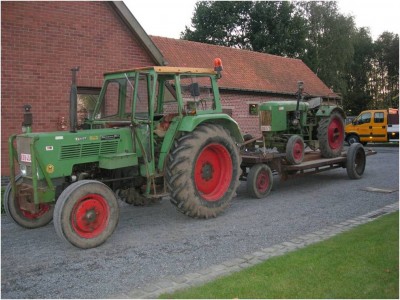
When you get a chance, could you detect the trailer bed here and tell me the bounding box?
[240,144,377,198]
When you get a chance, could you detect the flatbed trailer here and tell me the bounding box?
[240,143,377,198]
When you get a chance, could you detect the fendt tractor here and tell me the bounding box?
[6,60,243,249]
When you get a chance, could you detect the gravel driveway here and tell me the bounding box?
[1,145,398,298]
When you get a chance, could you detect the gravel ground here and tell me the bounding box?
[1,145,398,299]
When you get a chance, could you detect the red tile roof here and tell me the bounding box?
[151,36,335,97]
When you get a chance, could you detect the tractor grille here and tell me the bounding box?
[60,144,81,159]
[260,110,272,126]
[60,141,118,160]
[260,110,272,131]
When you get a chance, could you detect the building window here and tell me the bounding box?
[249,104,258,115]
[77,87,101,127]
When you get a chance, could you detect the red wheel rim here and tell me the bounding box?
[256,170,270,194]
[194,143,233,201]
[21,204,51,219]
[292,140,303,162]
[328,117,344,150]
[71,194,109,238]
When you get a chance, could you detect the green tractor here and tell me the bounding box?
[258,81,345,164]
[6,61,243,248]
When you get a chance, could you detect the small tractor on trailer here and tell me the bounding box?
[258,81,346,165]
[240,82,376,198]
[6,61,243,249]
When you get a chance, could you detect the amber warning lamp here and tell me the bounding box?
[214,58,223,79]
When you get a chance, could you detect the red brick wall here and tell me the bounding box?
[220,90,294,137]
[1,2,155,176]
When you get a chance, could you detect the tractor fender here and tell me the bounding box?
[178,114,244,143]
[316,105,346,119]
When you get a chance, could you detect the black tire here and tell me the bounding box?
[286,135,305,165]
[53,180,119,249]
[317,112,345,158]
[166,123,241,218]
[247,164,273,199]
[347,134,360,145]
[4,175,54,229]
[346,143,366,179]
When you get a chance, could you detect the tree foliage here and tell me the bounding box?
[182,1,399,114]
[182,1,252,49]
[248,2,307,57]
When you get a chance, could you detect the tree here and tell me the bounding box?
[343,27,374,114]
[248,2,307,57]
[370,32,399,109]
[298,2,356,96]
[181,1,252,49]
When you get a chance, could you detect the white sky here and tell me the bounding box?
[125,0,399,40]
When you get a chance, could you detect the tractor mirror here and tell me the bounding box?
[189,83,200,97]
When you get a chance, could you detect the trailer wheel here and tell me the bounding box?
[318,112,345,158]
[247,164,273,199]
[166,123,240,218]
[4,175,54,229]
[286,135,304,165]
[53,180,119,249]
[346,143,366,179]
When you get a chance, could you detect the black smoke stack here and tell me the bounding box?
[69,67,80,132]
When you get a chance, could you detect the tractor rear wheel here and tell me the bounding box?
[286,135,304,165]
[4,175,54,229]
[247,164,273,199]
[317,112,345,158]
[53,180,119,249]
[166,123,240,218]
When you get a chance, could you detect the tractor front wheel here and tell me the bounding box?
[53,180,119,249]
[317,112,345,158]
[4,175,54,229]
[286,135,304,165]
[166,124,240,218]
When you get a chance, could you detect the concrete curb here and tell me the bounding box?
[114,203,399,299]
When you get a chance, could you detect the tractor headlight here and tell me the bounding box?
[292,118,299,126]
[20,164,27,176]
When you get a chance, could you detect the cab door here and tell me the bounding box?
[354,111,372,143]
[371,111,387,142]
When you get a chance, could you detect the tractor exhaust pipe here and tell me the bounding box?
[295,81,304,120]
[69,67,80,133]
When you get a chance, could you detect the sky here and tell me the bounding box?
[125,0,399,40]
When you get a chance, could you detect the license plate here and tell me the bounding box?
[21,153,31,163]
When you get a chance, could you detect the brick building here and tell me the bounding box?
[1,1,164,177]
[1,2,334,178]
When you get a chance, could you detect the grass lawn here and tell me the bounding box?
[160,212,399,299]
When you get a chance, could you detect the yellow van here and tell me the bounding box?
[345,108,399,145]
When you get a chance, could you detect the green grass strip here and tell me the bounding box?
[160,212,399,299]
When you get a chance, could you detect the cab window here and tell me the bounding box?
[374,112,384,123]
[356,112,371,124]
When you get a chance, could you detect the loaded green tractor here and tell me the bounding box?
[6,61,243,248]
[258,81,345,164]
